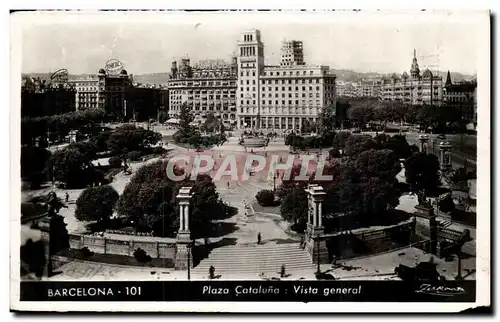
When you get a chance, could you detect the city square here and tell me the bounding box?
[19,19,479,286]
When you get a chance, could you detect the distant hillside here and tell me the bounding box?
[133,73,170,85]
[22,69,475,85]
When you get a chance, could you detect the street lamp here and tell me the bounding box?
[187,241,192,281]
[316,236,321,275]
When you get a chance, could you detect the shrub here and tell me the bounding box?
[127,151,143,162]
[108,156,122,168]
[151,146,166,155]
[79,246,94,257]
[256,189,275,207]
[133,248,152,263]
[75,185,119,223]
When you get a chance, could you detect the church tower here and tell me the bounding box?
[445,70,452,87]
[410,49,420,79]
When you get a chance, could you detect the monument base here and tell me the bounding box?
[175,231,193,270]
[414,204,434,219]
[304,226,329,264]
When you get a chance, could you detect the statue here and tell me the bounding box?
[44,191,67,216]
[416,190,430,206]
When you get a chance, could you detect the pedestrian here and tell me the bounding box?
[227,182,230,189]
[65,192,69,203]
[257,232,262,245]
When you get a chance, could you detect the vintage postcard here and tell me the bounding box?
[10,10,490,312]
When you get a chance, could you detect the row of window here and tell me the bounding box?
[240,99,322,105]
[260,92,320,98]
[168,81,235,87]
[262,78,319,85]
[263,70,316,77]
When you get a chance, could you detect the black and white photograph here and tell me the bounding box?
[9,9,490,312]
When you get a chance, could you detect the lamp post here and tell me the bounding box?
[316,236,321,275]
[187,241,192,281]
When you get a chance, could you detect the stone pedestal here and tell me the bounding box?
[418,135,430,153]
[413,203,439,256]
[35,214,69,277]
[305,185,329,264]
[304,226,329,264]
[175,232,193,270]
[439,141,453,172]
[414,203,434,219]
[174,187,193,271]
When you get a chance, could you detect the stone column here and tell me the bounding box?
[175,187,193,270]
[418,134,429,153]
[439,141,453,172]
[304,184,328,264]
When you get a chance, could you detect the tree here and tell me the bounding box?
[451,167,476,184]
[106,125,161,155]
[405,153,440,202]
[345,135,376,157]
[75,185,119,224]
[49,142,98,188]
[115,161,222,238]
[317,104,336,135]
[280,185,308,232]
[332,131,352,154]
[375,134,412,160]
[202,112,220,133]
[89,131,112,153]
[256,189,275,207]
[354,149,401,181]
[179,102,194,132]
[108,156,122,168]
[21,146,52,189]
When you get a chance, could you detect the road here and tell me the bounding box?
[362,131,477,169]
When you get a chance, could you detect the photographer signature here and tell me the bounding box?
[416,284,467,296]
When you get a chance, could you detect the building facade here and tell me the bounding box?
[168,58,238,128]
[70,61,131,117]
[336,81,358,97]
[443,71,477,126]
[236,29,337,131]
[357,79,383,99]
[381,50,443,106]
[21,72,76,117]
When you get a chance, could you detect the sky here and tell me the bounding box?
[17,11,486,76]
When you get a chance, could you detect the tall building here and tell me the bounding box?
[280,40,305,66]
[70,61,131,117]
[168,58,238,128]
[236,30,337,130]
[381,50,443,105]
[72,75,104,110]
[443,71,477,126]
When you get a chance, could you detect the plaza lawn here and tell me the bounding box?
[251,200,281,215]
[57,248,175,269]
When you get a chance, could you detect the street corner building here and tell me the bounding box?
[167,29,337,131]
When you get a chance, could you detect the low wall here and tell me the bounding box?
[322,219,416,261]
[68,233,176,259]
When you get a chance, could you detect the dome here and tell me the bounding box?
[98,68,106,74]
[121,69,128,75]
[402,71,409,79]
[422,69,433,78]
[391,73,398,79]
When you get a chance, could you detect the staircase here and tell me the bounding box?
[192,242,314,279]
